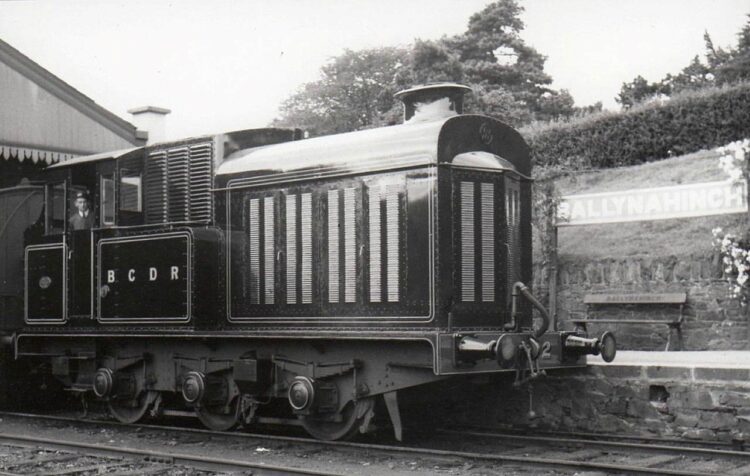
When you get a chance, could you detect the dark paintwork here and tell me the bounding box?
[6,116,586,435]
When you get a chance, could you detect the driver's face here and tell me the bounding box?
[75,198,89,212]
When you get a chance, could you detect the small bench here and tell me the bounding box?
[570,292,687,351]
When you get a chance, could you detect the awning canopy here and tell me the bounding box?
[47,147,143,169]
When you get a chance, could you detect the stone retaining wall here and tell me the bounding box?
[533,254,749,350]
[427,362,750,443]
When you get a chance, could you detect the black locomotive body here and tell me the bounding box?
[4,85,614,440]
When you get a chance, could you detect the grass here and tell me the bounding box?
[544,146,748,260]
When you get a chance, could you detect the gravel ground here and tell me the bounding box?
[0,413,576,475]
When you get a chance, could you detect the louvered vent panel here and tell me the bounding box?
[368,186,382,303]
[263,196,275,305]
[145,151,167,223]
[144,141,213,224]
[249,199,260,304]
[327,190,340,303]
[481,183,495,302]
[167,147,190,222]
[188,143,213,220]
[386,185,400,302]
[286,194,297,304]
[344,187,357,303]
[300,193,313,304]
[460,181,475,302]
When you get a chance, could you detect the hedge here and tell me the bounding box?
[523,82,750,169]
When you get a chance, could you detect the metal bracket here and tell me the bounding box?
[513,340,546,387]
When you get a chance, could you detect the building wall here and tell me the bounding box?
[0,60,136,155]
[533,254,749,351]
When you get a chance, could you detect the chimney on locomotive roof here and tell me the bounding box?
[128,106,171,144]
[394,83,472,124]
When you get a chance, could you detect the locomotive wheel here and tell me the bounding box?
[108,391,158,424]
[196,397,241,431]
[300,397,374,441]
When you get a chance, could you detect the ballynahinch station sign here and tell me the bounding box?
[557,180,747,226]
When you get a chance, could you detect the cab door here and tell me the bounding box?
[67,161,115,318]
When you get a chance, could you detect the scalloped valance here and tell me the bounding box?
[0,145,77,165]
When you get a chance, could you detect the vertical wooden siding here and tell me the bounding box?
[0,61,136,154]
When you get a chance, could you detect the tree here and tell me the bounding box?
[273,47,408,136]
[274,0,581,134]
[617,16,750,108]
[447,0,557,123]
[659,55,715,97]
[616,75,664,108]
[712,15,750,84]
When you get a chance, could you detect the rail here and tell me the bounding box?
[1,410,748,476]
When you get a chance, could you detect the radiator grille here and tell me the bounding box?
[460,181,475,302]
[188,143,213,220]
[368,186,382,303]
[249,198,260,304]
[264,197,275,304]
[300,193,312,304]
[481,183,495,302]
[145,141,214,224]
[167,147,189,222]
[327,190,340,303]
[286,194,297,304]
[145,151,167,223]
[344,187,357,303]
[385,184,400,302]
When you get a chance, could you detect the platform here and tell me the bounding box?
[588,350,750,369]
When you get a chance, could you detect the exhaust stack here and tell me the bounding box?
[394,83,472,123]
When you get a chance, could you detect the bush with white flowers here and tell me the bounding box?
[712,139,750,303]
[717,139,750,183]
[712,227,750,303]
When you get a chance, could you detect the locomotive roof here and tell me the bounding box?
[217,115,530,179]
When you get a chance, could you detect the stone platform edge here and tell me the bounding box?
[586,350,750,383]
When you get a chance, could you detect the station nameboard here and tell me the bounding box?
[557,180,747,226]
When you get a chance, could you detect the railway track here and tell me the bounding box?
[0,424,341,475]
[1,410,750,475]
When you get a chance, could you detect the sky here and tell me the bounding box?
[0,0,748,140]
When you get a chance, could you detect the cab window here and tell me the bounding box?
[120,174,142,212]
[44,183,65,234]
[101,175,115,226]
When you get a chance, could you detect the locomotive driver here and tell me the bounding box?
[69,191,95,230]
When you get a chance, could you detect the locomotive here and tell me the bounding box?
[0,83,615,441]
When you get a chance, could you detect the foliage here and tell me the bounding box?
[617,15,750,108]
[272,47,408,136]
[709,138,750,304]
[717,138,750,182]
[274,0,593,136]
[526,82,750,169]
[616,75,669,109]
[713,227,750,304]
[530,159,588,299]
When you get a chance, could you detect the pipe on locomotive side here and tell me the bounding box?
[505,282,550,339]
